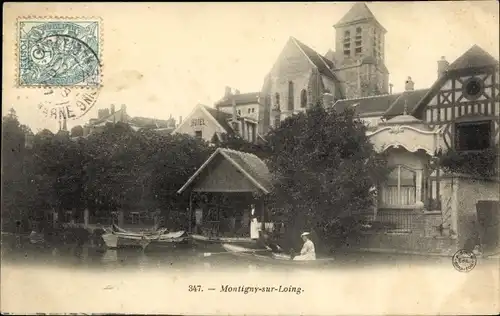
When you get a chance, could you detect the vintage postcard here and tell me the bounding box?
[2,2,499,315]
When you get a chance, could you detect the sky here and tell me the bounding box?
[3,1,499,133]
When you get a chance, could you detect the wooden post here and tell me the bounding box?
[260,197,265,232]
[188,192,193,233]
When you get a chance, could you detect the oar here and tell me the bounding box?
[202,248,272,257]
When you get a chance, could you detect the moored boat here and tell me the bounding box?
[101,231,151,250]
[144,230,191,250]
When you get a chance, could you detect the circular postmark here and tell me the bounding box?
[452,249,477,273]
[37,86,101,121]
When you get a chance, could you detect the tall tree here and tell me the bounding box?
[265,103,389,248]
[2,109,34,230]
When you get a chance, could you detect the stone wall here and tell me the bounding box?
[455,176,500,251]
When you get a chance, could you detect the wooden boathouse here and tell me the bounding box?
[177,148,274,239]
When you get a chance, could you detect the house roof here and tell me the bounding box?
[129,116,174,129]
[333,88,430,119]
[177,148,273,195]
[383,89,429,118]
[291,37,338,81]
[334,3,386,33]
[202,105,236,134]
[87,109,130,127]
[412,45,499,117]
[214,92,261,107]
[333,93,401,115]
[447,45,499,72]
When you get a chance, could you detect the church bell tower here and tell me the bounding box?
[333,3,389,98]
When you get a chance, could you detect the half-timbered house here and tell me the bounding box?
[335,45,499,255]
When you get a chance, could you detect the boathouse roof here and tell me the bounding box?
[177,148,273,195]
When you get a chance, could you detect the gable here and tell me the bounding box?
[412,45,499,121]
[414,68,499,126]
[173,105,226,140]
[192,157,258,193]
[270,38,316,78]
[447,45,499,72]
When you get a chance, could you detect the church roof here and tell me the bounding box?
[334,3,386,33]
[324,49,336,63]
[291,37,338,80]
[177,147,272,195]
[447,44,499,72]
[214,92,261,107]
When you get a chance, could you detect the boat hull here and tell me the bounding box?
[102,233,151,250]
[222,244,335,267]
[191,234,260,251]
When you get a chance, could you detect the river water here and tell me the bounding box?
[2,233,499,315]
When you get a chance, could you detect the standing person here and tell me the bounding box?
[293,232,316,261]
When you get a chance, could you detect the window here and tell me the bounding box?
[455,121,491,151]
[381,165,417,206]
[130,212,140,225]
[274,93,280,110]
[288,81,294,111]
[237,110,241,115]
[195,130,203,139]
[274,115,280,128]
[343,30,351,57]
[462,77,484,101]
[251,108,255,113]
[355,47,362,54]
[344,30,351,41]
[248,108,251,114]
[300,89,307,108]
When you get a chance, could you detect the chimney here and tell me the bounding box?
[110,104,115,114]
[405,76,414,91]
[231,96,239,132]
[322,92,334,108]
[437,56,449,78]
[389,83,393,94]
[234,89,240,95]
[225,86,232,97]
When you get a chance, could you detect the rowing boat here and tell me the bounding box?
[101,230,151,250]
[145,230,191,250]
[101,224,169,250]
[191,234,261,251]
[222,243,335,266]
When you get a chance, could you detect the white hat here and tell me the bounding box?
[301,232,310,237]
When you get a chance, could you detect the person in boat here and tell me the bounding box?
[293,232,316,261]
[258,231,284,253]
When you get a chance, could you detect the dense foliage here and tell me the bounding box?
[3,104,389,249]
[264,103,389,248]
[437,147,499,179]
[1,110,214,231]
